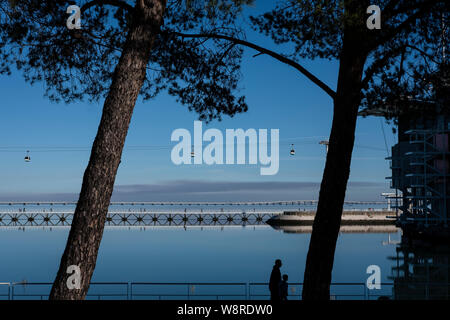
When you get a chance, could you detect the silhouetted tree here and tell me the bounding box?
[247,0,448,299]
[0,0,252,299]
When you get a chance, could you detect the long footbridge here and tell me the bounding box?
[0,200,386,206]
[0,211,275,227]
[0,200,387,228]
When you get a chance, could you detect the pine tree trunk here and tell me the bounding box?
[302,0,369,300]
[49,0,166,300]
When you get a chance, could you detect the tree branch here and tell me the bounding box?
[405,44,441,64]
[362,45,405,86]
[81,0,134,13]
[371,0,438,49]
[362,42,440,87]
[382,0,414,23]
[173,32,336,100]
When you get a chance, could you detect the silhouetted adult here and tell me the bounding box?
[269,259,282,301]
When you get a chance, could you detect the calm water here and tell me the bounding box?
[0,225,400,284]
[1,204,448,299]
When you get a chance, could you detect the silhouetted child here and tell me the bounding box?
[280,274,288,301]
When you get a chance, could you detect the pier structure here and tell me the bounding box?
[0,200,391,228]
[0,200,386,207]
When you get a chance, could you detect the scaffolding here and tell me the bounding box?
[388,127,450,230]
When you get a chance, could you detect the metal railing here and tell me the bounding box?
[3,281,450,300]
[131,282,248,300]
[0,281,400,300]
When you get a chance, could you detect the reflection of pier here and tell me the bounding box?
[0,212,274,227]
[267,211,396,226]
[269,225,399,234]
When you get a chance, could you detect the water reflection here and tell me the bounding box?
[3,217,449,300]
[390,236,450,300]
[269,224,399,234]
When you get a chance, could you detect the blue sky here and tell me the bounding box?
[0,3,397,202]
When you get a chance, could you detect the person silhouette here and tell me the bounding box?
[269,259,282,301]
[280,274,288,301]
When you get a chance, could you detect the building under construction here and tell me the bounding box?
[388,112,449,238]
[360,65,450,239]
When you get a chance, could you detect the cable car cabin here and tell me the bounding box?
[24,151,31,162]
[290,144,295,156]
